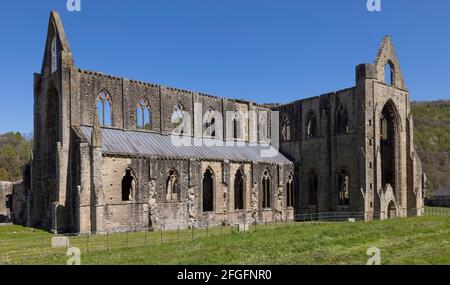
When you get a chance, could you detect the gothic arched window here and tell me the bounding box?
[204,108,216,138]
[232,112,240,140]
[202,168,214,212]
[234,169,245,210]
[171,104,184,129]
[309,171,318,206]
[136,97,152,130]
[381,101,397,190]
[281,117,291,142]
[97,90,112,127]
[258,112,268,143]
[306,112,317,139]
[385,61,395,86]
[337,169,350,206]
[166,168,179,202]
[286,175,294,208]
[335,104,349,134]
[262,170,271,208]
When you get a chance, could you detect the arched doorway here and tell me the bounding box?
[387,201,397,219]
[380,101,398,191]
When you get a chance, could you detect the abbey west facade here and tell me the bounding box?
[27,12,424,234]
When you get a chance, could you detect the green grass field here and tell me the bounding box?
[1,215,450,265]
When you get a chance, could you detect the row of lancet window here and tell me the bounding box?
[304,105,349,139]
[95,91,271,141]
[120,166,295,210]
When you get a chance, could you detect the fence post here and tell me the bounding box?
[192,226,195,240]
[125,232,128,248]
[220,224,223,235]
[160,227,163,246]
[86,234,90,253]
[41,237,44,258]
[106,232,109,251]
[177,226,180,242]
[206,225,209,237]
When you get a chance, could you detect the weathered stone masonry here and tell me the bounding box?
[24,12,424,234]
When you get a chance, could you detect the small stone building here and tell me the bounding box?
[25,12,424,234]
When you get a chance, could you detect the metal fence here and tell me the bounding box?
[0,207,449,265]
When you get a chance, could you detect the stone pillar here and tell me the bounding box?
[90,107,105,233]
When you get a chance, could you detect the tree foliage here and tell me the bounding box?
[0,132,32,181]
[412,100,450,194]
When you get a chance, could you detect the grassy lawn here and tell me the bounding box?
[1,216,450,265]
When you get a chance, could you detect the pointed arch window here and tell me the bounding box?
[202,169,214,212]
[234,169,245,210]
[204,108,216,138]
[309,171,318,206]
[306,112,317,139]
[385,61,395,86]
[286,175,294,208]
[335,104,349,134]
[337,169,350,206]
[380,102,397,190]
[258,112,268,143]
[281,117,291,142]
[171,103,184,131]
[97,90,112,127]
[136,97,152,130]
[232,112,241,140]
[122,168,136,202]
[166,168,180,202]
[262,170,271,208]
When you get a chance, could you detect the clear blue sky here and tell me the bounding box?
[0,0,449,134]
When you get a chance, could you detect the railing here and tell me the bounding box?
[0,207,448,265]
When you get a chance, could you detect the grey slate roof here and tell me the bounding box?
[432,186,450,197]
[77,126,292,164]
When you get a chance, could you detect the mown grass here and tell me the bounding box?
[1,216,450,265]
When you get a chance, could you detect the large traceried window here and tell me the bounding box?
[136,97,152,130]
[234,169,245,210]
[381,101,397,190]
[202,169,214,212]
[97,90,112,127]
[262,170,271,209]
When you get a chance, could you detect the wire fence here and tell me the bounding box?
[0,207,449,265]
